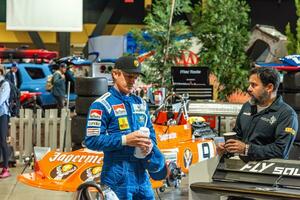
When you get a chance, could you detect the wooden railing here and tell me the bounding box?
[9,108,72,159]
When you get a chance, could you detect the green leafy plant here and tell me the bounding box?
[285,0,300,54]
[130,0,193,88]
[192,0,251,100]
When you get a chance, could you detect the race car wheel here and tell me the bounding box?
[283,72,300,91]
[159,185,166,193]
[75,77,108,96]
[72,143,83,151]
[71,115,87,144]
[75,96,99,115]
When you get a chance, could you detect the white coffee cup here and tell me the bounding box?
[134,127,150,159]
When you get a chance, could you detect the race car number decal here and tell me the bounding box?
[197,142,214,161]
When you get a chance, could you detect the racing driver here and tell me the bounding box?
[85,55,157,199]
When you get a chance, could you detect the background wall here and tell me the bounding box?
[247,0,297,34]
[0,0,297,49]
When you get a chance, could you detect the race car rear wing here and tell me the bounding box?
[0,48,58,60]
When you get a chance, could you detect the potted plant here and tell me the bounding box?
[130,0,193,89]
[192,0,251,102]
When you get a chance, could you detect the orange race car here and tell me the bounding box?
[18,93,217,193]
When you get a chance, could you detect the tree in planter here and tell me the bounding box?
[130,0,192,88]
[285,0,300,54]
[192,0,251,100]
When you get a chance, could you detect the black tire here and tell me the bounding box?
[75,77,108,97]
[283,72,300,91]
[282,92,300,111]
[71,115,87,144]
[75,96,99,115]
[72,143,83,151]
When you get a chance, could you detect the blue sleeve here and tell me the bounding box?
[0,81,10,106]
[85,101,123,152]
[144,100,157,145]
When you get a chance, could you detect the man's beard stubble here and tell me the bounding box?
[249,89,269,106]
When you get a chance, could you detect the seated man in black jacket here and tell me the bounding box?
[218,67,298,161]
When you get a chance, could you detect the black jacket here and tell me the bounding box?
[5,71,21,88]
[234,96,298,161]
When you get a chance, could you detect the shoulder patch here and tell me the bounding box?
[87,120,101,127]
[243,112,251,116]
[95,92,112,113]
[285,127,296,135]
[87,128,100,136]
[89,109,102,120]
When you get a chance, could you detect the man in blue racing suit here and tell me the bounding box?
[85,56,158,199]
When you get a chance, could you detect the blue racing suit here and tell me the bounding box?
[85,87,156,200]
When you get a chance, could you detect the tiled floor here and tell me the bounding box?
[0,163,188,200]
[0,165,73,200]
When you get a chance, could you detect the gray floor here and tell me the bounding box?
[0,163,188,200]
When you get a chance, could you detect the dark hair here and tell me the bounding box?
[249,67,280,91]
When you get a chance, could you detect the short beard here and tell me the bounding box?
[249,90,269,106]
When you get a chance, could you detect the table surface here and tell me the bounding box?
[190,181,300,199]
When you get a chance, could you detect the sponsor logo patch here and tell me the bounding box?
[261,115,277,125]
[133,104,146,113]
[50,163,77,180]
[285,127,296,135]
[138,115,145,124]
[183,149,193,169]
[159,133,177,141]
[80,166,102,182]
[88,120,101,127]
[113,104,127,116]
[118,117,130,130]
[87,128,100,136]
[89,109,102,120]
[99,99,111,113]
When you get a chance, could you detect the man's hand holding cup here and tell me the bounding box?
[224,132,246,154]
[223,132,237,143]
[134,127,153,159]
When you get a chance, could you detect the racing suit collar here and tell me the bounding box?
[110,86,132,102]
